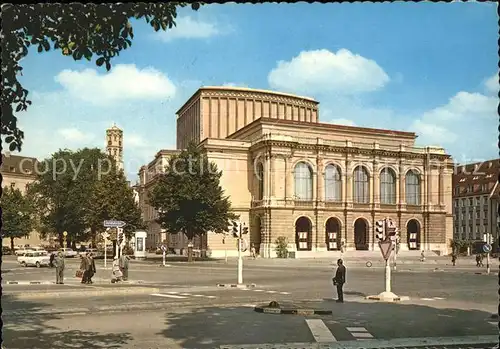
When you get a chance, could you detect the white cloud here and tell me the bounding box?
[330,118,356,127]
[54,64,176,105]
[57,128,96,143]
[409,88,497,160]
[268,49,390,95]
[484,73,498,94]
[222,82,249,88]
[156,16,224,42]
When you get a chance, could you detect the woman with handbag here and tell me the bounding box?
[79,254,89,283]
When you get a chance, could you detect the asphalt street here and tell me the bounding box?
[2,255,499,348]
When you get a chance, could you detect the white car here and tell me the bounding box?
[18,251,51,267]
[58,248,77,258]
[15,248,34,256]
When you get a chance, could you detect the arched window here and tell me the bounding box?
[406,170,421,205]
[324,164,341,201]
[353,166,369,203]
[294,162,313,201]
[257,163,264,200]
[380,168,396,204]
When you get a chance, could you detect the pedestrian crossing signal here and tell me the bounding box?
[231,221,239,238]
[375,220,385,241]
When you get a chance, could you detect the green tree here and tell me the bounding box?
[148,143,238,262]
[32,147,111,247]
[1,186,36,251]
[1,2,201,152]
[88,168,144,249]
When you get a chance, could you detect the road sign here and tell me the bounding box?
[63,231,67,237]
[104,220,126,228]
[378,240,393,261]
[483,244,492,253]
[161,245,167,252]
[101,232,110,239]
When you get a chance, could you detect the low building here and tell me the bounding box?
[452,159,499,243]
[1,153,46,247]
[138,86,454,258]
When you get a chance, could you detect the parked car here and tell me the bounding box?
[58,248,77,258]
[15,248,35,256]
[17,251,51,267]
[2,246,12,255]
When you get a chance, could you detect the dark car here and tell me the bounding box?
[2,246,12,255]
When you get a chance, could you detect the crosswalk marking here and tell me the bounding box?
[151,293,186,299]
[305,319,337,342]
[151,292,217,299]
[346,326,373,340]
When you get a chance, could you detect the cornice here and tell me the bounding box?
[200,90,318,109]
[249,139,447,161]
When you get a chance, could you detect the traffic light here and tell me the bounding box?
[231,221,239,238]
[386,218,398,240]
[375,220,385,241]
[117,228,124,247]
[242,226,249,235]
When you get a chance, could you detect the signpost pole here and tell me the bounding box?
[486,233,491,274]
[237,224,243,285]
[162,246,166,267]
[385,256,391,293]
[104,237,107,269]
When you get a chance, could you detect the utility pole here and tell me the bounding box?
[232,221,248,285]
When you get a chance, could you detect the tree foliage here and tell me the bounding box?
[88,169,144,240]
[1,185,36,251]
[0,2,201,151]
[31,147,142,247]
[148,143,238,260]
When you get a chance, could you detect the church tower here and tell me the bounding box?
[105,124,124,171]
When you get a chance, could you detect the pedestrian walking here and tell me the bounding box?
[87,252,96,284]
[79,254,89,283]
[55,252,65,284]
[420,250,425,262]
[119,253,129,281]
[250,243,256,259]
[451,253,457,266]
[49,252,55,268]
[332,258,346,303]
[111,257,123,283]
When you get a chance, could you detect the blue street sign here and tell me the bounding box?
[103,220,126,228]
[483,244,492,253]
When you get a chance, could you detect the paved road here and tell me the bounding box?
[3,300,497,348]
[2,257,498,348]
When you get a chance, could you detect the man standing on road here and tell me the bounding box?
[55,252,65,284]
[80,254,89,283]
[333,258,346,303]
[119,253,129,281]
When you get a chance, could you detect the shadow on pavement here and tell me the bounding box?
[156,300,497,348]
[2,294,133,348]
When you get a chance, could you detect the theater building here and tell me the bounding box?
[138,86,454,258]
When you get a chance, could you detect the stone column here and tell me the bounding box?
[395,170,400,205]
[399,162,406,206]
[345,159,352,206]
[439,166,445,207]
[373,160,380,208]
[316,158,324,202]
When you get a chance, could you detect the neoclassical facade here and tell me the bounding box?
[138,86,454,257]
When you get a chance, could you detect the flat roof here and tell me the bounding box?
[228,117,417,139]
[176,86,318,115]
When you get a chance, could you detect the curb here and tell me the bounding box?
[4,286,160,300]
[365,295,410,302]
[5,281,54,285]
[253,301,332,316]
[217,283,256,288]
[3,301,259,318]
[254,306,332,315]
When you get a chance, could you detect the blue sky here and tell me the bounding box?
[15,2,498,180]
